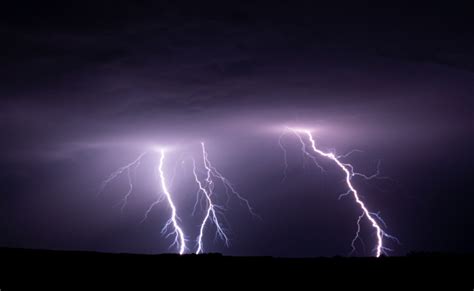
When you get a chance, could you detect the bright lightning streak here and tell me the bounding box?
[99,144,252,255]
[142,156,184,222]
[192,145,228,254]
[193,142,257,253]
[97,134,262,256]
[285,127,395,257]
[157,149,187,255]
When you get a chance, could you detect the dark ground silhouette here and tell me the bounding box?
[0,248,472,289]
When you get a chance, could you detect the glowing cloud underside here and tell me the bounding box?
[285,127,397,257]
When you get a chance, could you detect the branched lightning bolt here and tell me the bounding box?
[284,127,396,257]
[201,142,258,218]
[350,212,365,255]
[155,149,187,255]
[278,131,325,176]
[100,151,186,253]
[107,142,255,255]
[99,144,253,255]
[193,142,257,253]
[192,151,228,254]
[99,152,148,213]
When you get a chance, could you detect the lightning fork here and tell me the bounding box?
[286,127,396,257]
[154,149,187,254]
[99,152,148,213]
[193,142,258,253]
[201,142,258,217]
[192,153,228,254]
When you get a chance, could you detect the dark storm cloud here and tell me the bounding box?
[3,18,472,156]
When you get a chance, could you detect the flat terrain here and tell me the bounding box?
[0,248,471,289]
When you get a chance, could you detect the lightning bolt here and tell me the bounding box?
[192,146,228,253]
[194,142,258,253]
[99,142,255,255]
[99,152,148,213]
[156,149,187,254]
[101,150,187,254]
[100,132,391,257]
[98,142,255,255]
[200,143,258,218]
[350,212,365,255]
[282,127,397,257]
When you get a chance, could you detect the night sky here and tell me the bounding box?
[1,2,473,257]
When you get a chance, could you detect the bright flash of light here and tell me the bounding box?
[282,127,397,257]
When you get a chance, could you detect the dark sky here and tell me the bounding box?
[0,1,473,257]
